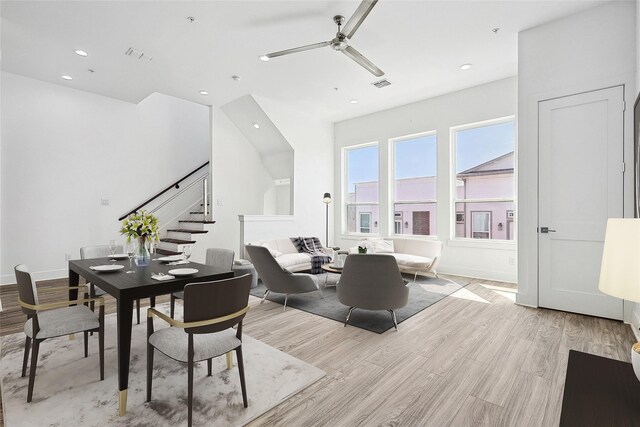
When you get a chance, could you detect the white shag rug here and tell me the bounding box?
[0,303,324,426]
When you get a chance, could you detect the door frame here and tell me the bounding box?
[517,78,636,325]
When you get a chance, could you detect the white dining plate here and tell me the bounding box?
[329,264,343,270]
[168,268,199,276]
[157,255,184,262]
[109,254,128,260]
[91,264,124,272]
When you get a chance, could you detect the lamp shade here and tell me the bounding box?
[323,193,332,204]
[598,218,640,302]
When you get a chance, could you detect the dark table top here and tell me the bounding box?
[560,350,640,427]
[69,257,234,300]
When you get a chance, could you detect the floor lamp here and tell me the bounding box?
[323,193,332,247]
[598,218,640,380]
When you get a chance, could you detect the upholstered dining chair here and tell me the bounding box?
[15,264,105,402]
[170,248,235,318]
[146,274,252,427]
[337,254,409,330]
[80,245,142,324]
[245,244,323,311]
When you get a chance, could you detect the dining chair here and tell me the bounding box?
[170,248,235,319]
[147,274,251,427]
[15,264,105,402]
[80,245,142,324]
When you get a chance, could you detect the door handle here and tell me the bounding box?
[540,227,557,233]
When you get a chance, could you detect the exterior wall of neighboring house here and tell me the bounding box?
[347,181,380,234]
[348,153,514,239]
[455,174,515,240]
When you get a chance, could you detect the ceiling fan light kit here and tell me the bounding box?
[259,0,384,77]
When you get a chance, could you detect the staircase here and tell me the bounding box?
[119,162,216,257]
[156,206,216,256]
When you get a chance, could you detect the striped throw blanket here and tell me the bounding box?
[290,237,332,274]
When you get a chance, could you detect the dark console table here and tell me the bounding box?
[560,350,640,426]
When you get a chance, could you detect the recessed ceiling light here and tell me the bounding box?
[460,63,472,71]
[349,99,358,104]
[61,75,73,80]
[252,122,260,129]
[259,55,270,62]
[199,90,209,95]
[75,49,88,57]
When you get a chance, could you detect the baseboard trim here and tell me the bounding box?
[438,265,517,284]
[1,268,68,286]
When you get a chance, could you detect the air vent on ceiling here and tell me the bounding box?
[372,79,391,88]
[125,47,153,62]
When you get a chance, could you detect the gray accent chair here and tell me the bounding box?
[80,244,143,324]
[15,264,105,402]
[337,254,409,330]
[170,248,235,318]
[245,244,322,311]
[147,274,252,427]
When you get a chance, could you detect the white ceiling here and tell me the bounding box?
[1,0,606,123]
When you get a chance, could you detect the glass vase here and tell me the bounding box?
[135,236,151,267]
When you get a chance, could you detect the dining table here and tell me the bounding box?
[68,256,233,416]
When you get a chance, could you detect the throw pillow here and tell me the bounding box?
[259,243,282,258]
[373,239,395,254]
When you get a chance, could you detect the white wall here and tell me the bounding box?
[235,96,334,250]
[334,77,518,282]
[1,71,210,284]
[208,106,273,255]
[517,2,636,309]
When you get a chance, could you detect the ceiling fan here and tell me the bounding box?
[259,0,384,77]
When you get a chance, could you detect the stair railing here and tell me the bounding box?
[202,178,209,220]
[118,162,210,221]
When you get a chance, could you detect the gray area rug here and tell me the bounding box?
[0,303,325,426]
[250,274,471,334]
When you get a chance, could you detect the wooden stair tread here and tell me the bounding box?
[167,229,209,234]
[156,248,181,256]
[179,220,216,224]
[160,238,196,244]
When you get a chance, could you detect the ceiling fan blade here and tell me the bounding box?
[262,41,331,60]
[342,45,384,77]
[341,0,378,40]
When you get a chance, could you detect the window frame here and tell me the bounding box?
[471,211,492,239]
[450,116,516,243]
[394,212,403,235]
[359,212,372,233]
[388,130,438,238]
[342,141,380,236]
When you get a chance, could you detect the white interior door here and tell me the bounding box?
[538,86,624,320]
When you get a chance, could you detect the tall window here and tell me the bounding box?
[344,143,379,234]
[452,117,515,241]
[391,132,437,236]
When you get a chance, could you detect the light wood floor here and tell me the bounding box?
[0,275,635,426]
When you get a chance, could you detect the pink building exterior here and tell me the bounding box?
[346,152,514,240]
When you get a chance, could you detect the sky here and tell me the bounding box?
[347,121,515,191]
